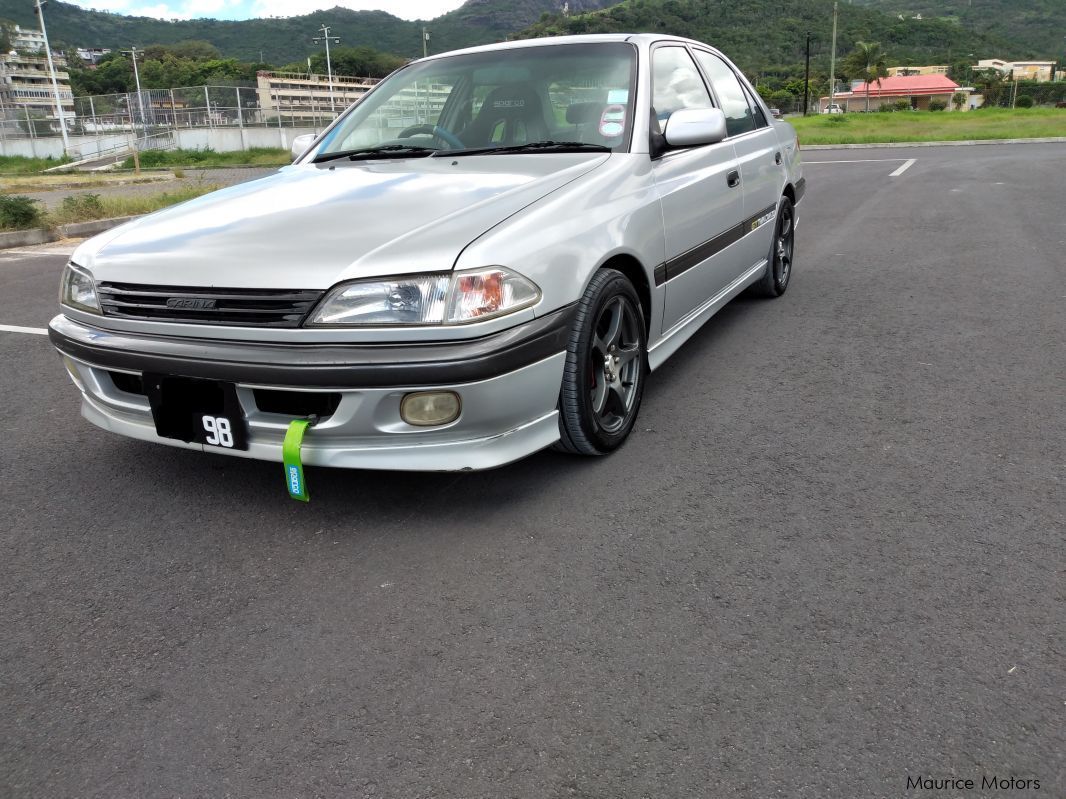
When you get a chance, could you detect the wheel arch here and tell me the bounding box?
[592,252,653,335]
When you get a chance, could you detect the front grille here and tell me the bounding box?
[97,282,325,328]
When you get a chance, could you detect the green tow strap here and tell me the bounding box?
[282,418,313,502]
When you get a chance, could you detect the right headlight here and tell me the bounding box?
[306,267,540,327]
[60,263,101,314]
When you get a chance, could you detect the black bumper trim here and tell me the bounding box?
[49,306,576,388]
[794,176,806,203]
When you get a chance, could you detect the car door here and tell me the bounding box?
[650,44,748,332]
[692,49,784,273]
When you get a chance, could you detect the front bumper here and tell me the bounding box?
[49,309,574,471]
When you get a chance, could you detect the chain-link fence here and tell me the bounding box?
[0,82,355,146]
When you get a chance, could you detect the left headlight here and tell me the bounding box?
[60,263,101,314]
[307,267,540,327]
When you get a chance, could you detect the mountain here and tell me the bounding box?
[0,0,618,65]
[853,0,1066,60]
[514,0,1008,75]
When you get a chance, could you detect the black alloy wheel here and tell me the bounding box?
[556,269,648,455]
[751,195,795,298]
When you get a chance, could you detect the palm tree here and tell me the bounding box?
[843,41,889,113]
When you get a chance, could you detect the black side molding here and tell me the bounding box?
[49,305,576,388]
[654,204,777,287]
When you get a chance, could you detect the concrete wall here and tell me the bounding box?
[0,126,319,160]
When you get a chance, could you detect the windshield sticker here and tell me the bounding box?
[599,104,627,138]
[607,89,629,104]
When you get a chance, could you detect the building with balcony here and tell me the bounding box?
[256,71,381,124]
[0,25,75,122]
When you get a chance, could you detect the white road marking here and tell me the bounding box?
[0,323,48,335]
[805,158,911,164]
[890,159,917,177]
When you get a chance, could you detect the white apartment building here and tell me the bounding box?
[0,25,75,121]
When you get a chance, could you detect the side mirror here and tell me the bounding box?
[290,133,317,162]
[662,108,728,147]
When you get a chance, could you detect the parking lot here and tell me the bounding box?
[1,143,1063,797]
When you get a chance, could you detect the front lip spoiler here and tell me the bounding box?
[49,305,575,388]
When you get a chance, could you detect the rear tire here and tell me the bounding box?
[555,269,648,456]
[749,196,794,298]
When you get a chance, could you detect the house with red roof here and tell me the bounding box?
[820,74,975,112]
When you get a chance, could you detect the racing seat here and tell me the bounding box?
[462,85,550,147]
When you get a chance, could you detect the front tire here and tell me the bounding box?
[555,269,648,456]
[750,195,795,298]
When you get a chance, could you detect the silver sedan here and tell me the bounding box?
[51,33,805,472]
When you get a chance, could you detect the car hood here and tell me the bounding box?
[73,153,610,290]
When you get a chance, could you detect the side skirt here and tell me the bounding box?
[647,260,767,372]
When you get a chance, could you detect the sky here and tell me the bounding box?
[64,0,468,22]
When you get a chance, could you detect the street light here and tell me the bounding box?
[312,24,340,116]
[121,46,148,138]
[32,0,69,154]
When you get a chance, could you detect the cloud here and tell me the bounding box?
[251,1,466,20]
[68,0,468,21]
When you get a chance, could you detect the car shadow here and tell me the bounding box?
[100,295,768,522]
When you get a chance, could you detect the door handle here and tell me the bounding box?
[775,151,782,165]
[727,170,741,188]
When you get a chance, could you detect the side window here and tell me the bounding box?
[693,50,756,137]
[744,85,769,128]
[652,46,713,124]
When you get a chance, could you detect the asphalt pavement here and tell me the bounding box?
[0,143,1063,798]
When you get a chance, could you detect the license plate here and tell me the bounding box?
[145,374,249,451]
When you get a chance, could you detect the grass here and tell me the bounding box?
[0,184,219,231]
[0,154,72,175]
[1,173,170,195]
[120,147,289,169]
[791,107,1066,145]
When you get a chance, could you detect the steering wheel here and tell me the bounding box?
[398,124,464,149]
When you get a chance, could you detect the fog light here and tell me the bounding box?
[400,391,461,426]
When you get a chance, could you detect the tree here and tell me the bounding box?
[952,91,967,111]
[842,41,889,113]
[972,68,1006,107]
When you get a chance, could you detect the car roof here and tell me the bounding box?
[413,33,708,62]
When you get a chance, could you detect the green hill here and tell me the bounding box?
[854,0,1066,60]
[515,0,1007,76]
[0,0,618,65]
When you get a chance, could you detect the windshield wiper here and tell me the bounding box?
[448,141,613,157]
[312,145,438,164]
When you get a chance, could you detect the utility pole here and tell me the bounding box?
[33,0,69,154]
[803,33,812,115]
[121,47,148,137]
[312,24,340,116]
[422,27,429,59]
[828,1,839,110]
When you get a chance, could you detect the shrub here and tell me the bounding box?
[824,114,848,125]
[60,193,105,220]
[1016,95,1034,108]
[894,99,912,112]
[0,195,43,230]
[877,103,895,112]
[929,100,948,111]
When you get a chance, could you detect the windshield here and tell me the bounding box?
[313,42,637,158]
